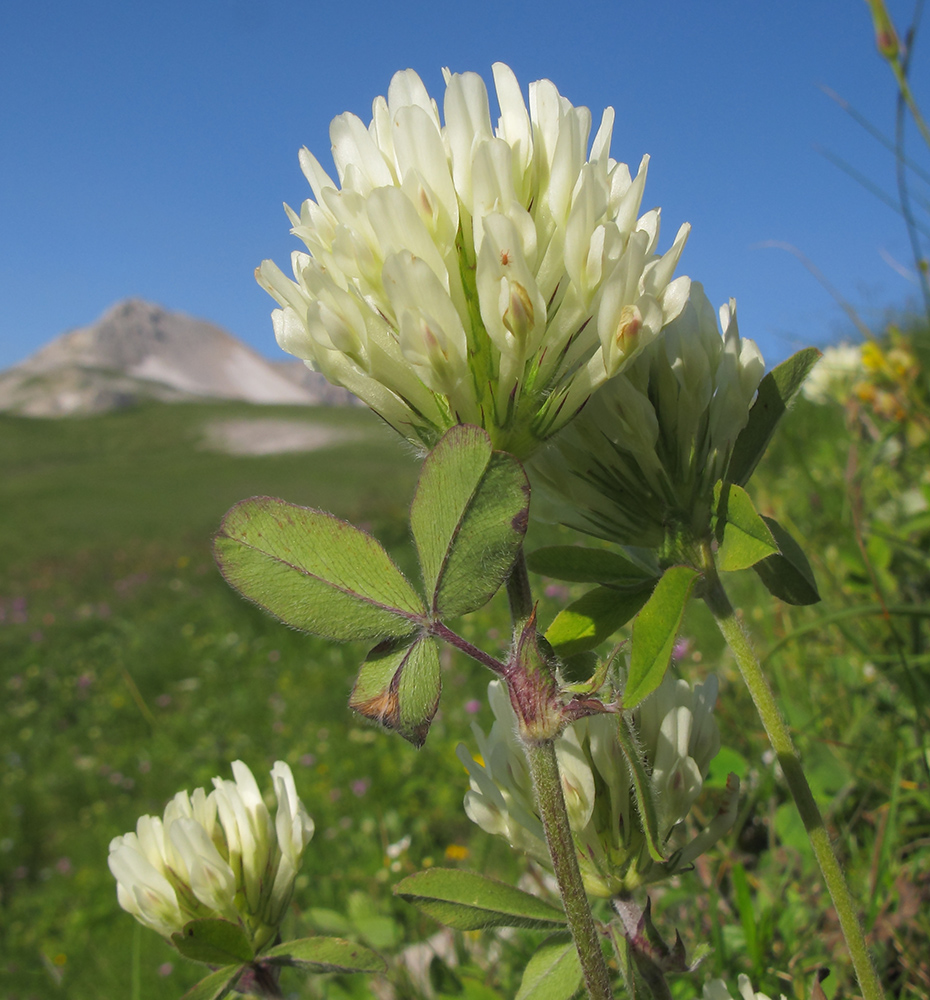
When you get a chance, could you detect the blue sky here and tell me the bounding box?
[1,0,927,371]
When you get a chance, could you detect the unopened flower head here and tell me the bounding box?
[532,282,765,551]
[258,63,691,457]
[108,761,314,954]
[457,670,737,897]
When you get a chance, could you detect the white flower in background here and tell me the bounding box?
[457,671,738,897]
[800,342,863,403]
[258,63,691,457]
[532,281,765,549]
[108,760,314,953]
[701,974,788,1000]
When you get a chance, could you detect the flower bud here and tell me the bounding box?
[108,761,314,955]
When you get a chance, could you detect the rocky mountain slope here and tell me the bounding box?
[0,299,354,416]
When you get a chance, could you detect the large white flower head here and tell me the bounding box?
[532,282,765,551]
[108,760,314,954]
[457,670,737,897]
[258,63,691,457]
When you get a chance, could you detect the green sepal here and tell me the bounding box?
[214,497,424,641]
[171,918,254,965]
[727,347,822,487]
[393,868,568,931]
[715,483,779,571]
[545,584,655,658]
[753,516,821,606]
[410,424,529,618]
[515,932,583,1000]
[349,635,441,747]
[526,545,654,585]
[262,936,387,974]
[180,965,244,1000]
[624,567,699,710]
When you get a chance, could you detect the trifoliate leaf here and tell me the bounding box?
[410,425,529,619]
[545,584,655,658]
[393,869,567,930]
[171,918,254,965]
[624,567,699,709]
[262,936,386,974]
[715,483,779,570]
[180,965,244,1000]
[728,347,821,487]
[753,516,821,605]
[349,635,441,747]
[214,497,424,640]
[515,932,583,1000]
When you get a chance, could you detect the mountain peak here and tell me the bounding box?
[0,299,353,416]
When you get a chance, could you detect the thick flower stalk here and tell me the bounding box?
[532,281,764,552]
[108,761,314,954]
[457,671,737,896]
[258,63,691,457]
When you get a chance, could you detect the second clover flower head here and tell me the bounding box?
[457,671,738,897]
[107,761,314,955]
[532,281,765,553]
[257,63,691,458]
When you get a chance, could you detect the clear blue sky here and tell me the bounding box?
[1,0,927,371]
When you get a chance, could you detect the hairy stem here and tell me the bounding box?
[506,554,614,999]
[703,566,885,1000]
[524,739,614,1000]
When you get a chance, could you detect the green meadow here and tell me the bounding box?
[1,384,928,998]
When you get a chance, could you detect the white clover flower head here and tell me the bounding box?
[531,281,765,550]
[701,974,788,1000]
[108,761,314,954]
[800,342,863,404]
[458,671,737,897]
[258,63,691,457]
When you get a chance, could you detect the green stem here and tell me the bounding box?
[703,568,885,1000]
[524,739,614,1000]
[506,552,614,1000]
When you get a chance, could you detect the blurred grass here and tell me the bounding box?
[1,382,929,999]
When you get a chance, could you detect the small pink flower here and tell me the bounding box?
[465,699,482,715]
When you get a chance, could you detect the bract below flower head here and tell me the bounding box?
[531,281,764,552]
[457,670,737,897]
[258,63,691,457]
[108,760,314,954]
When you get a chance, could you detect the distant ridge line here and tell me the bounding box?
[0,298,357,416]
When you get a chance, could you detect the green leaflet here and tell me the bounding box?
[262,936,386,974]
[171,918,254,966]
[180,965,243,1000]
[728,347,822,487]
[526,546,654,585]
[349,635,441,747]
[410,425,529,618]
[393,868,568,931]
[515,932,584,1000]
[545,584,655,658]
[214,497,424,641]
[753,516,821,605]
[715,483,779,571]
[624,567,699,709]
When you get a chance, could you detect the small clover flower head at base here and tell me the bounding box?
[458,668,738,897]
[531,281,765,553]
[258,63,691,457]
[108,761,314,956]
